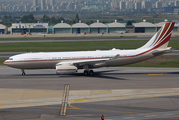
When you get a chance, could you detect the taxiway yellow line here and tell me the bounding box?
[69,100,87,110]
[144,95,161,97]
[0,106,4,109]
[148,74,163,75]
[68,99,179,118]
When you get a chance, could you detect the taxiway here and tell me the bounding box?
[0,66,179,120]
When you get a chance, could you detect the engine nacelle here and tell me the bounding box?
[56,65,77,74]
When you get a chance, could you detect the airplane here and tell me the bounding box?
[4,22,175,76]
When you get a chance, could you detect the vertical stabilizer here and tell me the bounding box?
[138,22,175,50]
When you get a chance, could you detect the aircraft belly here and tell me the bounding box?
[9,61,58,69]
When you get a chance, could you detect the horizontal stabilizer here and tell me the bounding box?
[152,49,172,56]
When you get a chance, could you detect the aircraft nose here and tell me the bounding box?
[4,60,10,66]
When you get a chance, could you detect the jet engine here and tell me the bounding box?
[56,65,77,74]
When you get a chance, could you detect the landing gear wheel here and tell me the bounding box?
[22,72,26,76]
[89,70,94,76]
[84,70,88,76]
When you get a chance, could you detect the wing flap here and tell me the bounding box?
[57,58,109,66]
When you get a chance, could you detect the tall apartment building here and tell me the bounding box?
[126,1,134,9]
[1,4,4,12]
[0,4,1,12]
[169,1,175,6]
[45,0,48,5]
[135,2,141,10]
[41,0,45,10]
[66,2,75,11]
[50,0,55,6]
[119,1,126,10]
[142,0,152,9]
[175,0,179,6]
[156,1,162,8]
[111,0,119,9]
[33,0,38,6]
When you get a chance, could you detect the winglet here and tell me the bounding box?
[111,54,120,60]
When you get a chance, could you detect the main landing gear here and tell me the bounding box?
[84,70,94,76]
[21,69,26,76]
[83,65,94,76]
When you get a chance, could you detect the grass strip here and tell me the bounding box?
[0,39,179,52]
[124,55,179,68]
[0,57,8,65]
[0,40,147,52]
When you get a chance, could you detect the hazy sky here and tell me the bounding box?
[1,0,73,2]
[0,0,176,4]
[1,0,176,2]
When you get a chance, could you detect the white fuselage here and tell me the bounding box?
[4,48,156,70]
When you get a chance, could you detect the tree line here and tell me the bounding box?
[0,13,136,27]
[0,14,83,27]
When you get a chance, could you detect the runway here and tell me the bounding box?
[0,66,179,120]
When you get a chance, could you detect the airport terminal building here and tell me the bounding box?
[107,20,125,33]
[134,20,156,33]
[11,23,48,34]
[0,24,8,34]
[52,20,178,34]
[9,20,179,34]
[72,21,89,34]
[53,22,71,34]
[53,20,126,34]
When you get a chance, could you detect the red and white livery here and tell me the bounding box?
[4,22,175,75]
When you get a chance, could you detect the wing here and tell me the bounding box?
[56,54,120,66]
[55,54,119,74]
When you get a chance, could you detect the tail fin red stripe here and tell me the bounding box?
[154,22,171,46]
[158,22,174,45]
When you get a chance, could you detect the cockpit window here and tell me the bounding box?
[8,58,13,60]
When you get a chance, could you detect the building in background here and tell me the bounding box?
[33,0,38,6]
[142,0,152,9]
[41,0,45,10]
[11,23,48,34]
[156,0,162,9]
[0,24,8,34]
[111,0,119,11]
[134,20,156,33]
[53,21,71,34]
[135,2,141,10]
[90,20,107,33]
[107,20,125,33]
[119,1,126,10]
[175,0,179,6]
[50,0,55,6]
[72,20,89,34]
